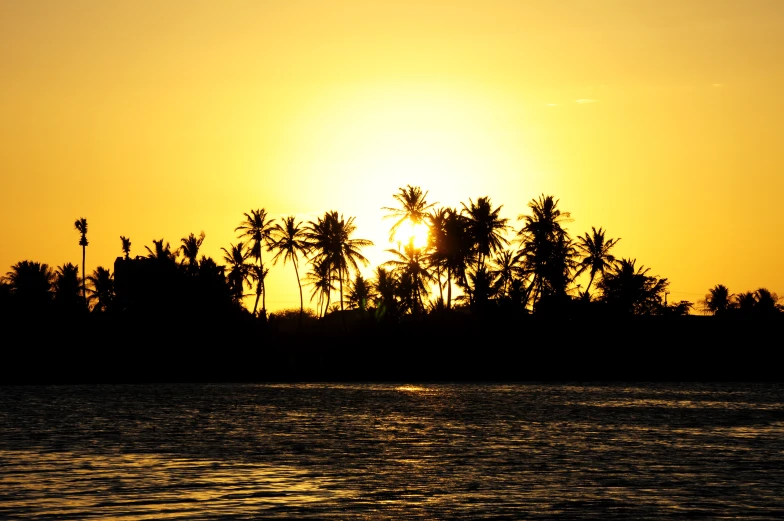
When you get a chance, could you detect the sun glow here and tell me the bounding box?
[394,218,430,250]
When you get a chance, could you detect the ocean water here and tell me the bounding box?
[0,382,782,520]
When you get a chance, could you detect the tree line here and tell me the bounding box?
[2,188,782,326]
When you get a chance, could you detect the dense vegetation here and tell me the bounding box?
[2,189,781,383]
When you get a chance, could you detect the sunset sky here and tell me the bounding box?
[2,0,783,312]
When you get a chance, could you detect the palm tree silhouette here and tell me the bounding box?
[74,217,88,305]
[598,258,668,315]
[346,273,375,312]
[87,266,114,312]
[701,284,734,316]
[53,262,82,312]
[371,266,400,320]
[752,288,782,317]
[221,242,251,305]
[303,257,336,317]
[145,239,177,262]
[179,232,206,274]
[304,211,372,324]
[236,209,276,316]
[734,291,757,316]
[382,185,437,245]
[442,208,474,309]
[574,226,620,293]
[426,207,449,306]
[461,196,509,276]
[516,195,574,311]
[488,249,525,301]
[383,242,433,315]
[3,260,54,310]
[120,236,132,260]
[269,216,310,323]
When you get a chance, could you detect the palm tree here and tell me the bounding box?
[734,291,757,316]
[235,209,276,316]
[574,226,620,293]
[346,273,376,312]
[304,211,372,321]
[303,257,336,317]
[372,266,400,320]
[382,185,437,244]
[383,242,433,315]
[426,207,449,306]
[179,232,206,274]
[145,239,177,262]
[701,284,734,316]
[269,216,310,322]
[53,262,82,312]
[248,264,270,318]
[441,209,474,309]
[461,196,509,272]
[488,249,525,301]
[516,195,575,311]
[74,217,88,304]
[2,260,54,310]
[120,236,132,260]
[598,258,668,315]
[221,242,252,305]
[87,266,114,312]
[754,288,782,316]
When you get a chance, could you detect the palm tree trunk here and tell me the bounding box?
[436,263,444,307]
[294,258,304,326]
[339,265,347,332]
[252,284,261,315]
[260,256,266,314]
[447,266,452,310]
[585,272,596,293]
[81,246,86,307]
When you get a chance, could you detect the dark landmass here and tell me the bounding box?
[3,311,781,385]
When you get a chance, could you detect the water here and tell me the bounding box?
[1,383,782,520]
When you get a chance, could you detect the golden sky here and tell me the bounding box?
[2,0,783,312]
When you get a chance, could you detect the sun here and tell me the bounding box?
[394,218,430,250]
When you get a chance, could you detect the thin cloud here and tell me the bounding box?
[575,99,597,104]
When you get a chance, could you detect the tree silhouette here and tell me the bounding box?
[753,288,782,317]
[488,249,525,301]
[179,232,206,275]
[120,236,132,260]
[383,242,433,315]
[74,217,88,305]
[516,195,575,311]
[734,291,757,316]
[442,209,474,309]
[598,258,668,315]
[2,260,54,311]
[346,273,375,312]
[145,239,177,262]
[426,207,449,306]
[221,242,251,305]
[236,209,276,316]
[269,216,309,324]
[304,211,372,325]
[461,196,509,273]
[87,266,114,312]
[53,262,82,313]
[733,288,783,318]
[574,226,620,293]
[382,185,437,245]
[701,284,734,316]
[303,257,335,318]
[371,266,400,321]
